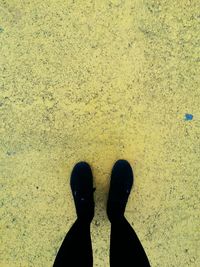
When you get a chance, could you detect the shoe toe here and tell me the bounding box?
[71,161,92,178]
[73,161,92,172]
[70,161,93,191]
[112,159,133,185]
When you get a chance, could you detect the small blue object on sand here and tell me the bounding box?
[184,114,193,121]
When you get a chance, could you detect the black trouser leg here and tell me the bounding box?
[53,218,93,267]
[110,217,151,267]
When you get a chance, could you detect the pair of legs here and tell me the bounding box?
[53,160,151,266]
[53,217,150,266]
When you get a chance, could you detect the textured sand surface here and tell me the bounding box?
[0,0,200,266]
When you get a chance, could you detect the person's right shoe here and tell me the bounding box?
[107,159,134,222]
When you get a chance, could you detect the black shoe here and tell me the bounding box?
[107,159,134,222]
[70,161,95,222]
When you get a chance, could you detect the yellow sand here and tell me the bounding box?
[0,0,199,266]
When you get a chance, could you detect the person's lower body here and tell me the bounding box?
[110,216,151,266]
[53,160,151,267]
[53,216,150,267]
[53,218,93,267]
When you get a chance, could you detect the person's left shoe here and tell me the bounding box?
[70,161,95,222]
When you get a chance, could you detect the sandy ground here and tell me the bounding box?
[0,0,200,266]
